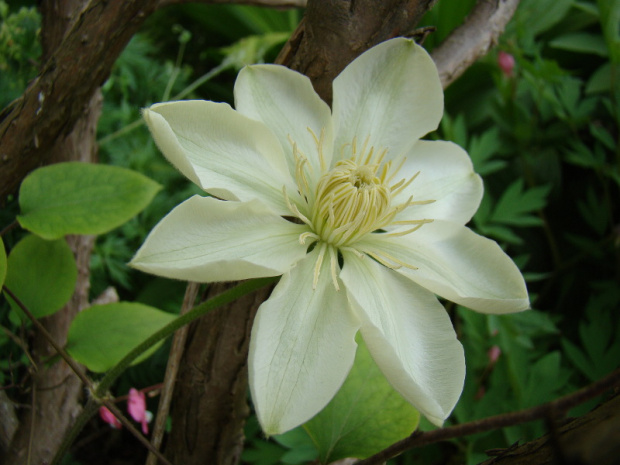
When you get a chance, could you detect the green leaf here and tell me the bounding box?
[516,0,572,36]
[490,179,550,226]
[550,32,609,57]
[0,237,6,289]
[221,32,290,70]
[3,234,77,318]
[66,302,176,373]
[598,0,620,63]
[17,162,161,240]
[521,351,570,407]
[590,123,616,151]
[477,223,524,245]
[303,336,420,463]
[468,128,507,176]
[273,429,319,464]
[586,63,614,94]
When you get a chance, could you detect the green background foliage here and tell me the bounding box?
[0,0,618,463]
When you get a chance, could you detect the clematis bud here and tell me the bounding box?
[99,406,122,429]
[498,51,515,77]
[127,388,151,435]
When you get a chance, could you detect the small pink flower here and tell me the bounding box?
[99,406,122,429]
[488,345,501,365]
[127,388,151,435]
[498,51,515,77]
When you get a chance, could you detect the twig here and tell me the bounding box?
[2,286,173,465]
[145,282,201,465]
[431,0,521,89]
[357,368,620,465]
[2,287,91,388]
[0,220,19,238]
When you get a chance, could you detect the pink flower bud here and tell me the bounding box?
[498,51,515,77]
[127,388,151,435]
[488,345,501,365]
[99,406,122,429]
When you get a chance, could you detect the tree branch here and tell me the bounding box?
[431,0,521,88]
[357,368,620,465]
[0,0,160,201]
[277,0,437,104]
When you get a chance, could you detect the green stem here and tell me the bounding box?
[95,276,277,396]
[169,61,231,101]
[98,62,231,147]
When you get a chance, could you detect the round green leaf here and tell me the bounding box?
[66,302,176,373]
[303,335,420,463]
[17,162,161,239]
[0,238,6,289]
[3,234,77,318]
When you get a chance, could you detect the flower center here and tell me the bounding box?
[283,131,434,289]
[312,157,391,247]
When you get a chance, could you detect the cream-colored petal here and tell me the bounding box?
[144,100,294,215]
[130,196,307,282]
[361,222,530,314]
[249,248,359,435]
[332,38,443,163]
[235,65,334,178]
[393,140,483,225]
[340,252,465,426]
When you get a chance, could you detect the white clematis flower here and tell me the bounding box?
[131,38,529,435]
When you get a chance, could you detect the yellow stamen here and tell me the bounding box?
[284,131,436,289]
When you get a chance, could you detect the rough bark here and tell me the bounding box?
[277,0,437,104]
[0,0,304,203]
[165,283,272,465]
[0,0,159,201]
[1,1,102,463]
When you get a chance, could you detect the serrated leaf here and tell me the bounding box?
[491,179,550,226]
[522,351,569,407]
[17,162,161,240]
[564,141,604,168]
[561,305,620,381]
[66,302,175,372]
[3,234,77,318]
[0,238,6,289]
[303,336,420,463]
[562,338,596,380]
[468,128,507,176]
